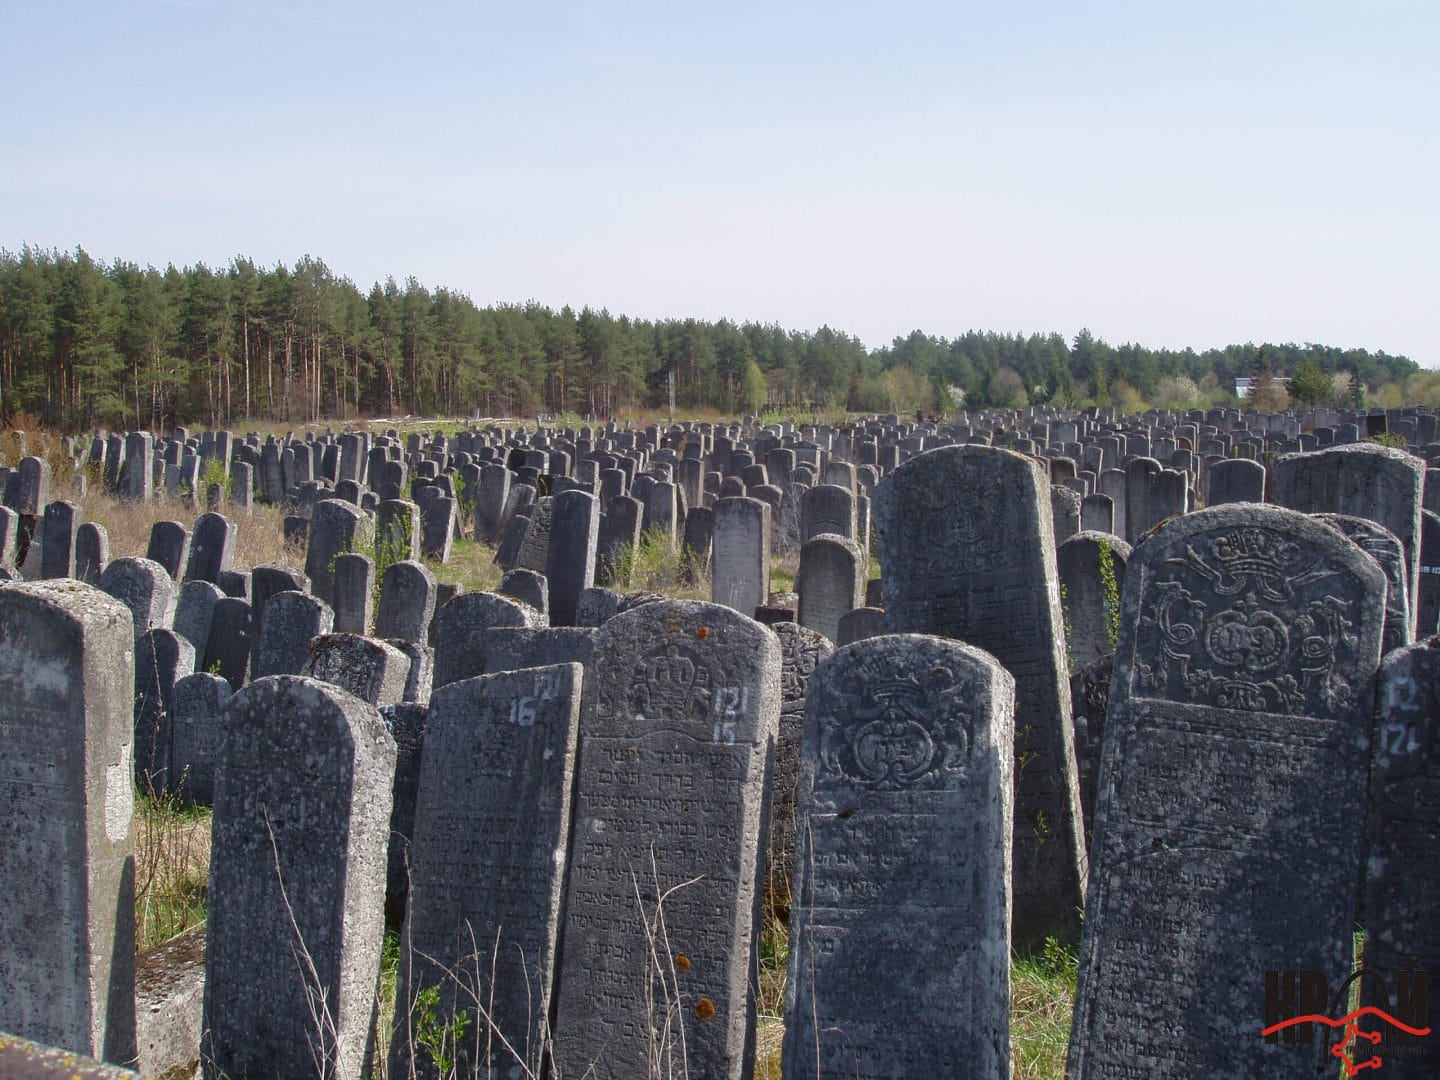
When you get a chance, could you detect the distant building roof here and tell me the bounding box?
[1235,376,1291,398]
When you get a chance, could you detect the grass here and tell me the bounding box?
[134,789,212,953]
[1012,939,1079,1079]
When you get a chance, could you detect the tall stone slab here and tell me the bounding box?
[169,672,231,805]
[202,676,396,1080]
[305,498,376,607]
[133,628,195,796]
[1207,457,1267,505]
[781,634,1015,1078]
[544,488,599,627]
[145,522,189,581]
[0,581,137,1063]
[876,444,1085,949]
[712,496,770,618]
[1362,640,1440,1077]
[1417,508,1440,637]
[391,664,583,1078]
[255,590,334,678]
[431,591,543,690]
[795,533,863,646]
[75,521,109,585]
[765,622,832,905]
[1273,443,1423,638]
[99,558,175,642]
[41,499,81,579]
[551,600,781,1080]
[1314,513,1414,656]
[1057,531,1131,670]
[332,552,376,636]
[1068,504,1385,1077]
[374,560,437,643]
[183,513,236,586]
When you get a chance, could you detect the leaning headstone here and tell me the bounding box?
[1068,504,1385,1077]
[202,676,396,1080]
[172,579,221,663]
[1273,443,1423,637]
[305,498,376,606]
[551,600,781,1080]
[0,581,137,1063]
[374,560,437,643]
[781,634,1015,1078]
[255,590,334,678]
[497,567,549,619]
[302,633,410,707]
[169,672,232,805]
[712,495,771,617]
[1362,640,1440,1076]
[391,664,582,1079]
[516,495,555,573]
[183,512,236,586]
[765,622,833,908]
[876,444,1086,949]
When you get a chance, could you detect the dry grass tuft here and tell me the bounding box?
[134,792,211,953]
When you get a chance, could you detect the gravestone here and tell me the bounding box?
[172,579,222,663]
[482,626,596,674]
[1207,457,1267,505]
[1273,443,1423,638]
[378,701,427,925]
[374,560,437,643]
[712,496,771,618]
[1362,640,1440,1076]
[255,590,334,678]
[876,444,1086,949]
[202,596,253,692]
[551,600,781,1080]
[781,634,1015,1078]
[305,499,376,606]
[1068,504,1385,1077]
[1057,532,1131,670]
[202,676,396,1080]
[391,664,582,1079]
[332,552,376,636]
[0,581,137,1063]
[183,513,236,585]
[765,622,833,908]
[169,672,232,805]
[431,591,543,690]
[1068,653,1112,847]
[497,567,549,619]
[545,489,600,626]
[134,628,195,796]
[75,521,109,584]
[302,634,411,707]
[799,483,856,544]
[1314,514,1414,656]
[597,494,643,587]
[376,499,420,565]
[1417,508,1440,637]
[795,533,864,646]
[835,605,885,645]
[41,499,81,579]
[248,564,311,671]
[516,495,555,574]
[99,557,175,641]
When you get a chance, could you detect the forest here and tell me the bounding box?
[0,245,1422,430]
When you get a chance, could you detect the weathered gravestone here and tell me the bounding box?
[75,521,109,585]
[1068,504,1385,1077]
[545,488,600,627]
[375,560,437,643]
[712,496,771,618]
[172,579,221,664]
[133,628,195,796]
[1361,640,1440,1077]
[1207,456,1267,506]
[145,521,190,582]
[550,600,781,1080]
[169,672,231,805]
[781,634,1014,1078]
[391,664,583,1079]
[202,675,396,1080]
[1417,508,1440,637]
[1057,531,1130,669]
[1068,653,1113,848]
[183,512,235,586]
[482,626,596,674]
[1314,513,1413,656]
[0,581,137,1063]
[795,533,864,647]
[876,444,1086,949]
[431,591,543,690]
[302,633,411,707]
[332,552,376,636]
[377,701,427,925]
[516,495,554,574]
[254,589,334,678]
[764,622,832,908]
[305,498,376,607]
[98,557,175,641]
[40,499,80,579]
[1273,443,1423,638]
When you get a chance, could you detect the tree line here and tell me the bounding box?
[0,245,1419,430]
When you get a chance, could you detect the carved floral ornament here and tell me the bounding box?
[1134,527,1361,714]
[815,657,978,792]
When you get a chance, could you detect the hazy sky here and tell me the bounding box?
[4,1,1436,362]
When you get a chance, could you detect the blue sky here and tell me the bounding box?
[3,1,1436,362]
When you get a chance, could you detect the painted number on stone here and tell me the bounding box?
[714,685,747,744]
